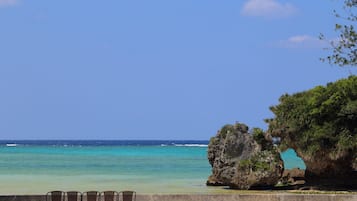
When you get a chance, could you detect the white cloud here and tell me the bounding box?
[0,0,18,7]
[288,35,315,43]
[277,35,328,48]
[241,0,297,18]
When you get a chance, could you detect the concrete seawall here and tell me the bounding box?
[0,194,356,201]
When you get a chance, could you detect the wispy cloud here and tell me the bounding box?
[241,0,297,18]
[276,35,328,48]
[0,0,18,7]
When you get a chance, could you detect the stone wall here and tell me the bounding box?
[0,194,356,201]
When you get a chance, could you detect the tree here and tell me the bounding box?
[266,76,357,185]
[321,0,357,67]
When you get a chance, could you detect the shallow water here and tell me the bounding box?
[0,141,305,194]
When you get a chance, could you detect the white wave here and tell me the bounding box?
[173,144,208,147]
[6,143,17,147]
[160,144,167,147]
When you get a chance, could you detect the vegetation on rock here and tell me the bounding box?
[252,127,273,151]
[266,76,357,184]
[207,122,284,189]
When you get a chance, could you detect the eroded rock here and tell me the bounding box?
[207,122,284,189]
[281,168,305,185]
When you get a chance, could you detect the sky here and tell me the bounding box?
[0,0,356,140]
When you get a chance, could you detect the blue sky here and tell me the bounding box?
[0,0,356,140]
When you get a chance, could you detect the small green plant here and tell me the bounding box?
[238,152,271,172]
[252,127,273,150]
[252,161,270,171]
[250,152,271,171]
[219,124,235,138]
[238,159,252,170]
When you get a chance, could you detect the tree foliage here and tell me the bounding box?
[266,76,357,164]
[321,0,357,67]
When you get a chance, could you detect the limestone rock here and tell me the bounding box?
[281,168,305,185]
[207,122,284,189]
[295,150,357,187]
[206,175,225,186]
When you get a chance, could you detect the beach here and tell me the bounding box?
[1,193,357,201]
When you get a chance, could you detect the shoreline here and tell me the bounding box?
[0,193,357,201]
[1,189,356,196]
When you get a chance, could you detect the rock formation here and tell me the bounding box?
[207,122,284,189]
[280,168,305,185]
[265,76,357,188]
[298,152,357,187]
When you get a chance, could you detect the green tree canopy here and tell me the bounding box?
[266,76,357,181]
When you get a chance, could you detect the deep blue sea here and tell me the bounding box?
[0,140,305,194]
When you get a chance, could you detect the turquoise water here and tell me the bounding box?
[281,149,306,170]
[0,146,208,177]
[0,142,305,194]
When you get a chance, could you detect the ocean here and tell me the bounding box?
[0,140,305,195]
